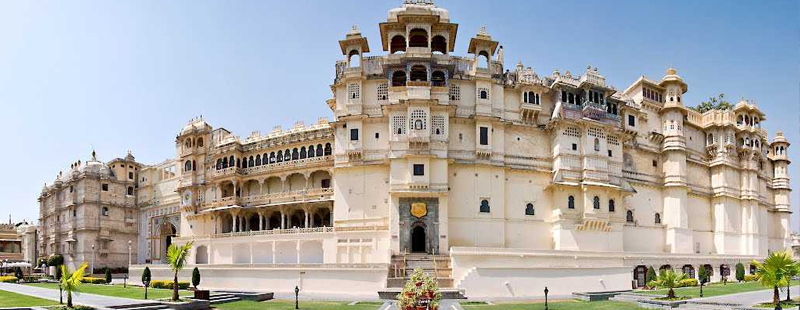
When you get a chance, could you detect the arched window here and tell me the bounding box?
[184,160,192,172]
[324,143,332,156]
[431,35,447,54]
[655,213,662,224]
[707,133,714,146]
[270,152,276,163]
[477,51,489,69]
[594,138,600,152]
[308,145,315,158]
[525,203,534,216]
[608,199,615,212]
[317,144,324,157]
[300,147,307,159]
[593,196,600,209]
[255,155,261,166]
[479,199,490,213]
[392,70,407,86]
[192,160,196,171]
[348,49,360,67]
[236,158,241,168]
[197,138,203,147]
[626,210,634,223]
[276,150,283,163]
[390,35,406,54]
[523,91,528,103]
[102,207,109,216]
[228,156,234,168]
[408,28,428,48]
[222,157,228,168]
[248,156,254,167]
[292,148,299,160]
[431,70,446,87]
[242,159,247,169]
[480,90,488,99]
[284,149,291,161]
[410,65,427,81]
[216,158,222,170]
[568,196,575,209]
[127,187,133,196]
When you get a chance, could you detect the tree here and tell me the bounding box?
[648,269,688,299]
[105,268,112,284]
[785,263,799,302]
[191,267,201,290]
[693,93,731,113]
[47,254,64,267]
[167,242,193,301]
[751,250,797,305]
[698,265,708,285]
[141,267,152,300]
[646,266,657,288]
[61,263,88,308]
[735,263,745,282]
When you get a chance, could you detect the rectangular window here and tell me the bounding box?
[350,128,359,141]
[101,184,109,191]
[572,143,577,151]
[652,160,658,167]
[608,150,613,157]
[479,127,489,145]
[374,132,379,139]
[449,84,461,101]
[321,179,331,188]
[413,164,424,176]
[377,83,388,101]
[628,115,636,126]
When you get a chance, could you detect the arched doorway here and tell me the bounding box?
[411,226,426,253]
[160,222,177,263]
[633,265,647,288]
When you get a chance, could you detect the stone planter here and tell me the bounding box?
[193,290,210,300]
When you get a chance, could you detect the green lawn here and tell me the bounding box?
[25,282,192,300]
[213,300,384,310]
[0,288,60,307]
[461,300,646,310]
[637,280,799,298]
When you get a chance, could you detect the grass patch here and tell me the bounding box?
[24,282,191,300]
[636,280,799,298]
[0,288,60,307]
[460,300,647,309]
[213,299,383,310]
[752,299,800,308]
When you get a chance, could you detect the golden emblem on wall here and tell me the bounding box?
[411,202,427,218]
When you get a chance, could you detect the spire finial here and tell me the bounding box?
[91,149,97,161]
[478,25,487,36]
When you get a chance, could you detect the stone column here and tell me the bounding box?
[296,240,301,264]
[304,209,309,228]
[258,212,264,231]
[281,211,286,229]
[232,212,238,232]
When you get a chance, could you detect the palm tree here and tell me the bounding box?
[61,263,88,308]
[751,250,796,305]
[647,269,688,299]
[166,241,193,301]
[785,261,799,302]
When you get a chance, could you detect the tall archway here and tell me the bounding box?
[410,65,427,81]
[390,35,406,54]
[392,70,407,86]
[411,225,426,253]
[160,222,177,264]
[408,28,428,48]
[431,35,447,54]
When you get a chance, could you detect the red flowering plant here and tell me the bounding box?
[397,268,441,310]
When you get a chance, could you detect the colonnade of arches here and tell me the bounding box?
[390,66,447,87]
[215,143,332,170]
[216,205,332,234]
[632,263,749,288]
[389,29,447,54]
[216,170,332,199]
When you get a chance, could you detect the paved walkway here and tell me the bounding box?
[0,282,146,308]
[686,286,800,307]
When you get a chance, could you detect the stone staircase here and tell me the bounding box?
[208,292,241,304]
[379,254,465,299]
[608,291,658,303]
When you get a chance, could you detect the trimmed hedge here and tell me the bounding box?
[0,276,18,283]
[678,278,698,287]
[151,280,190,290]
[744,274,759,282]
[81,277,107,284]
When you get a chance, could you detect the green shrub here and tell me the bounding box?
[151,280,189,290]
[105,268,112,284]
[0,276,18,283]
[47,254,63,267]
[81,277,107,284]
[735,263,745,282]
[191,267,200,289]
[678,278,698,287]
[744,274,759,282]
[646,266,657,285]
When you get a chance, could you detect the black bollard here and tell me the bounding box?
[544,287,549,310]
[294,286,300,310]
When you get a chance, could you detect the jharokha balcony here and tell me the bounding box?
[208,187,333,209]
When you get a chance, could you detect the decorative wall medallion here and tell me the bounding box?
[411,202,427,218]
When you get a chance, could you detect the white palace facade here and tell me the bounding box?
[72,0,792,298]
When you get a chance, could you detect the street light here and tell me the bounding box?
[91,244,95,276]
[126,240,132,288]
[544,287,549,310]
[294,286,299,310]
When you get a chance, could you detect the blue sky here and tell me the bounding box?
[0,0,798,230]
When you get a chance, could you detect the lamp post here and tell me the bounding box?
[127,240,132,288]
[91,244,95,276]
[544,287,549,310]
[294,286,299,310]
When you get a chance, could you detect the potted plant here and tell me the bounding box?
[396,268,441,310]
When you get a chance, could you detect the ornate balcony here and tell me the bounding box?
[241,155,332,176]
[212,167,243,178]
[239,187,334,207]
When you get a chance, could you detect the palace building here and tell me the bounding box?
[40,0,793,298]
